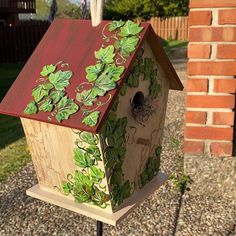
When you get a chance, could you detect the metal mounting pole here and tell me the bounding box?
[97,220,103,236]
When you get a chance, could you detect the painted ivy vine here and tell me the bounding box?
[121,48,161,99]
[60,131,109,208]
[100,99,133,208]
[139,146,162,188]
[24,62,79,123]
[76,20,143,127]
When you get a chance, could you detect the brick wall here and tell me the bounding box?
[185,0,236,156]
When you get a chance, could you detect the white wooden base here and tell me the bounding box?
[26,172,168,226]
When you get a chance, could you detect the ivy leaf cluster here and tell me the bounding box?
[100,110,132,208]
[121,51,161,100]
[139,146,162,187]
[61,131,109,208]
[24,63,79,123]
[108,20,143,59]
[76,20,143,128]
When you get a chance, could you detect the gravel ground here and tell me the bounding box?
[1,58,235,236]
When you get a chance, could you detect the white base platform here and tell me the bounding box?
[26,172,168,226]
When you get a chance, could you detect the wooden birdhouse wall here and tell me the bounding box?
[21,118,113,212]
[119,41,170,188]
[99,41,170,210]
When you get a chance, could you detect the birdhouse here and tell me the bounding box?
[0,20,183,226]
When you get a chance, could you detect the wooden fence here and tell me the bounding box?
[0,16,188,63]
[0,21,50,63]
[146,16,188,41]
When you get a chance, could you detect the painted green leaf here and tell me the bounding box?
[119,20,143,37]
[104,147,119,168]
[115,117,127,136]
[120,180,131,199]
[32,84,52,103]
[100,119,116,138]
[50,90,65,104]
[94,74,116,96]
[74,170,93,187]
[76,89,97,106]
[107,135,123,148]
[39,98,54,112]
[140,171,149,187]
[73,183,94,203]
[86,63,104,82]
[150,82,160,99]
[127,73,139,87]
[82,111,100,127]
[80,131,98,145]
[24,101,38,115]
[109,171,122,186]
[73,148,95,168]
[40,64,56,77]
[155,146,162,157]
[119,83,127,96]
[86,145,102,161]
[89,166,105,183]
[109,20,125,32]
[112,98,119,112]
[92,187,109,206]
[144,58,154,80]
[55,96,79,122]
[104,64,125,82]
[61,180,72,194]
[49,70,73,91]
[117,146,126,160]
[115,36,139,58]
[95,45,115,64]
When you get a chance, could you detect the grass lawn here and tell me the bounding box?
[162,40,188,55]
[0,63,31,182]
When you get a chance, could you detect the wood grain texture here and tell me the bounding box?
[21,118,113,212]
[26,172,168,226]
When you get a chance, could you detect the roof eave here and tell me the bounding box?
[146,24,184,91]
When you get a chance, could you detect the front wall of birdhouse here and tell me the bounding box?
[99,41,170,210]
[21,118,113,212]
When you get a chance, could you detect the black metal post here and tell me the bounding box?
[97,220,103,236]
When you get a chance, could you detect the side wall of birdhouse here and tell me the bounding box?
[100,41,170,211]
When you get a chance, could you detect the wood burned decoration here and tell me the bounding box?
[0,19,183,225]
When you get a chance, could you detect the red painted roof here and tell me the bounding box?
[0,19,182,133]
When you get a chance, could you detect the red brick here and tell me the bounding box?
[189,11,212,26]
[188,61,236,76]
[210,142,232,156]
[219,10,236,24]
[214,79,236,93]
[186,95,235,108]
[217,44,236,59]
[190,0,236,8]
[189,27,236,42]
[184,141,204,154]
[185,111,207,124]
[186,79,208,92]
[213,112,235,126]
[188,44,211,59]
[185,126,233,140]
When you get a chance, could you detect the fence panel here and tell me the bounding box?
[148,16,188,41]
[0,17,188,63]
[0,21,50,63]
